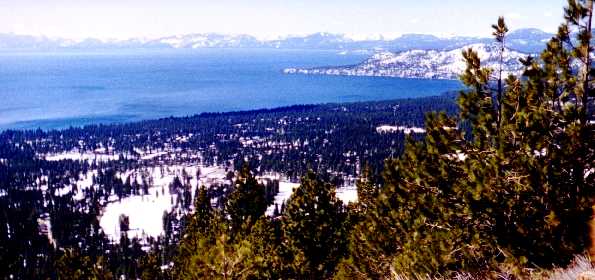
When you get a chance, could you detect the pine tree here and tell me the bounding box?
[492,16,509,130]
[191,186,213,236]
[355,164,377,213]
[340,0,594,277]
[55,248,114,280]
[480,0,595,266]
[174,186,215,278]
[175,182,277,279]
[139,252,163,280]
[243,217,284,279]
[225,164,267,237]
[174,213,262,280]
[282,171,347,279]
[339,113,483,278]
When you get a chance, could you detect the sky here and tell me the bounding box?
[0,0,567,40]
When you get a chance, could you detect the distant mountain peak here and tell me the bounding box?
[397,34,441,40]
[0,28,554,53]
[508,28,554,40]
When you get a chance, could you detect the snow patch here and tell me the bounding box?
[376,125,426,134]
[265,182,359,216]
[44,151,120,163]
[99,164,229,242]
[265,181,299,216]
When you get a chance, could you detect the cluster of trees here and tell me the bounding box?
[173,167,348,279]
[172,1,594,278]
[1,0,593,278]
[2,92,458,183]
[341,2,594,277]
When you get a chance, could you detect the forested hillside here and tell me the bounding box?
[1,0,594,279]
[0,93,457,279]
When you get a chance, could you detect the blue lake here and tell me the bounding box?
[0,49,462,130]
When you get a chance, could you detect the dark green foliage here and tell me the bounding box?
[173,172,349,279]
[0,190,56,279]
[339,114,491,278]
[226,164,268,237]
[174,168,281,279]
[174,213,246,279]
[243,217,284,279]
[282,172,348,279]
[193,186,214,235]
[175,186,215,277]
[119,214,130,232]
[139,252,164,280]
[355,165,378,213]
[174,211,281,280]
[55,249,113,280]
[340,1,595,277]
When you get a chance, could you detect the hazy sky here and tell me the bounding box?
[0,0,567,40]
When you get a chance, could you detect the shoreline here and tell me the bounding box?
[0,91,460,132]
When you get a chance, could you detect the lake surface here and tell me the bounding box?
[0,49,462,130]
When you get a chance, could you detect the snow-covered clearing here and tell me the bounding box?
[336,185,358,204]
[140,151,168,160]
[265,181,300,216]
[265,182,359,216]
[99,186,177,242]
[95,164,357,241]
[44,151,120,163]
[376,125,426,134]
[99,164,229,242]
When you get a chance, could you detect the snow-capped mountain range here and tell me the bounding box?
[284,43,530,80]
[0,28,553,53]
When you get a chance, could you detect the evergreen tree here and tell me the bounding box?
[282,172,347,279]
[338,113,479,278]
[174,212,263,280]
[340,0,594,277]
[355,164,377,214]
[225,164,267,237]
[55,249,114,280]
[174,186,215,277]
[243,217,284,279]
[139,252,163,280]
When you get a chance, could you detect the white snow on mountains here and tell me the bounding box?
[0,28,553,53]
[156,34,264,49]
[284,43,530,80]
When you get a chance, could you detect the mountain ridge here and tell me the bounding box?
[0,28,554,53]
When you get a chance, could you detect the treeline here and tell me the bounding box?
[1,92,458,181]
[1,0,594,278]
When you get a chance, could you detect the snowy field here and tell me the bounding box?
[65,163,359,242]
[99,184,177,241]
[43,148,183,163]
[98,164,229,242]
